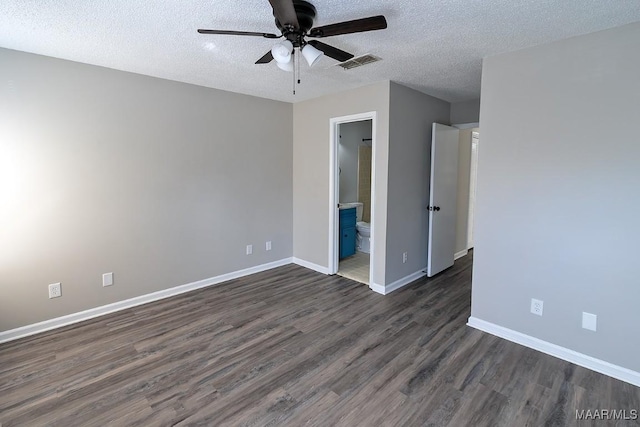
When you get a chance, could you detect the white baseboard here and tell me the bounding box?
[292,257,330,275]
[369,282,386,295]
[0,258,293,345]
[454,250,468,260]
[385,270,427,294]
[370,269,427,295]
[467,316,640,388]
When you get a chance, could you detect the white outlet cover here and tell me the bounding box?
[530,298,543,316]
[48,282,62,299]
[246,245,253,255]
[266,241,272,251]
[582,312,597,331]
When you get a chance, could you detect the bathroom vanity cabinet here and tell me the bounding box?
[339,207,356,259]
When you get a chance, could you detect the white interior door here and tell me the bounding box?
[427,123,459,277]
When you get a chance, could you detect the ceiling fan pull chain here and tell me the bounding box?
[297,47,301,86]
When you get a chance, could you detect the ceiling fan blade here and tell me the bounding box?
[256,51,274,64]
[307,40,354,62]
[308,15,387,38]
[197,29,280,39]
[268,0,300,30]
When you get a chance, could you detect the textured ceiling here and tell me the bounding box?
[1,0,640,103]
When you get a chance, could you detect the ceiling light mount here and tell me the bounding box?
[274,0,317,41]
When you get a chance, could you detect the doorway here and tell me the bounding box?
[329,112,377,287]
[467,130,479,249]
[452,123,479,260]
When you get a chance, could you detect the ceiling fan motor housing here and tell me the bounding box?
[275,0,317,46]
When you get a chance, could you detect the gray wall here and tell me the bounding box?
[338,120,372,204]
[387,82,450,284]
[450,99,480,124]
[0,48,293,331]
[472,22,640,372]
[293,82,390,284]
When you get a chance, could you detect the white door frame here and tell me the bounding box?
[328,111,377,287]
[467,129,479,250]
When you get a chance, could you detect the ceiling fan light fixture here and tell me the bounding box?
[271,40,293,63]
[276,59,294,72]
[302,43,324,67]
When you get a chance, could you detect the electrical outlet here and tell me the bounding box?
[48,283,62,299]
[102,272,114,287]
[246,244,253,255]
[530,298,543,316]
[402,252,408,263]
[266,241,272,251]
[582,312,597,331]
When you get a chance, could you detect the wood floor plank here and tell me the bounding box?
[1,251,639,426]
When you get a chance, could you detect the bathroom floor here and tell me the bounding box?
[337,251,370,285]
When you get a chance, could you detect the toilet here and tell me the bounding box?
[356,221,371,253]
[350,202,370,253]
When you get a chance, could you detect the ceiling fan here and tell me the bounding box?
[197,0,387,72]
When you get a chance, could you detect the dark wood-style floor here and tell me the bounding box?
[1,253,639,426]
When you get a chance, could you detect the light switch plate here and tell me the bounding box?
[103,272,114,287]
[582,312,597,331]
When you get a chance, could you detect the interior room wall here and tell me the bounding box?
[0,48,293,332]
[338,120,372,204]
[472,22,640,372]
[387,82,450,285]
[450,98,480,124]
[292,82,390,284]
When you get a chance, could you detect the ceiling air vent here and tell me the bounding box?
[337,54,381,70]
